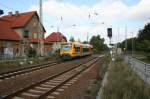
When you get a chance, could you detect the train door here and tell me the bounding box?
[80,45,83,56]
[75,45,80,56]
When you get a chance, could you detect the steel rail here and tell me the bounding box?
[0,61,60,80]
[2,57,98,99]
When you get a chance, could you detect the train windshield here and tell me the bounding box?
[62,45,71,51]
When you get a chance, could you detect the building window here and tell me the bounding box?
[23,30,29,38]
[33,33,38,39]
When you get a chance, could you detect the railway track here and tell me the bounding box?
[0,56,93,81]
[0,61,60,80]
[2,57,101,99]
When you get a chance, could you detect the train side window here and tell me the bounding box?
[75,46,80,53]
[77,47,80,52]
[83,48,89,52]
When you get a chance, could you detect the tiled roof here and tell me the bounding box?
[0,19,20,41]
[45,32,67,42]
[1,11,36,28]
[0,11,45,41]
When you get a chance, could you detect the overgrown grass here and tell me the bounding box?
[0,55,58,73]
[102,57,150,99]
[98,55,110,79]
[0,62,21,73]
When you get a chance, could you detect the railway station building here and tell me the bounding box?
[45,32,67,53]
[0,11,46,58]
[0,11,67,59]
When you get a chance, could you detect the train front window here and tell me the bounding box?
[62,45,71,51]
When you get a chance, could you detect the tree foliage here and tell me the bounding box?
[119,23,150,52]
[138,23,150,41]
[82,41,88,44]
[90,35,108,53]
[69,36,75,42]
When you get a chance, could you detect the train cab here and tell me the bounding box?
[60,42,93,60]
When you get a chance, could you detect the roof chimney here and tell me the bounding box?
[15,11,19,16]
[8,12,13,17]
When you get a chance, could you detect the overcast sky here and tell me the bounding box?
[1,0,150,44]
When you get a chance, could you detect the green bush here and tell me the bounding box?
[146,47,150,53]
[27,47,37,58]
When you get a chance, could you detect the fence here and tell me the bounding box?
[0,54,26,62]
[125,56,150,85]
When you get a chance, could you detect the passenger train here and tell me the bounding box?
[60,42,93,60]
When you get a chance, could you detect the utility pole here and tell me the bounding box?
[39,0,42,22]
[39,0,44,56]
[132,32,134,57]
[125,26,128,51]
[57,26,59,32]
[116,27,119,55]
[117,27,120,47]
[87,32,89,43]
[57,26,59,51]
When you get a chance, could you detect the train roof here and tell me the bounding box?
[61,42,93,48]
[61,42,80,45]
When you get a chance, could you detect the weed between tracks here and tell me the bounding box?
[102,56,150,99]
[82,55,109,99]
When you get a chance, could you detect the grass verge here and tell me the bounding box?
[102,56,150,99]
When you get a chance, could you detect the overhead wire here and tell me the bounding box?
[57,1,95,41]
[61,0,101,27]
[56,1,91,29]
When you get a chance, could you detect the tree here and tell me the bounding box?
[90,35,108,53]
[83,41,88,44]
[119,23,150,53]
[136,23,150,52]
[138,23,150,42]
[69,36,75,42]
[119,38,135,51]
[27,47,37,58]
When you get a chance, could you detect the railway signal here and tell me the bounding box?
[107,28,112,45]
[0,9,4,15]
